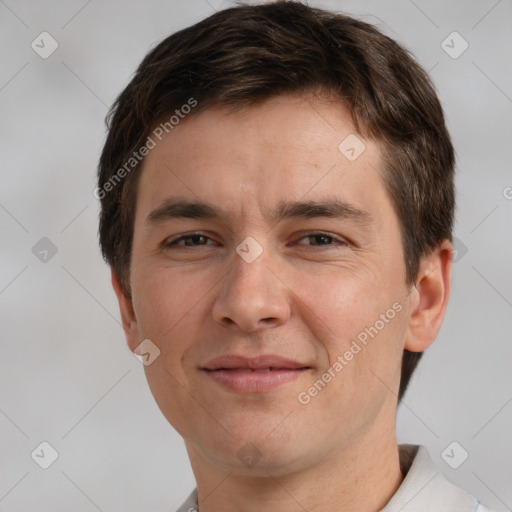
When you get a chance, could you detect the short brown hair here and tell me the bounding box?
[98,0,455,400]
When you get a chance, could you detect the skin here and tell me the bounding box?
[113,92,453,512]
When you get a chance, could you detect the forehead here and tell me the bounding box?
[136,93,389,224]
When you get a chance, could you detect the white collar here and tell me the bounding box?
[176,444,481,512]
[381,444,478,511]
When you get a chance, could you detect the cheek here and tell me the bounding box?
[293,265,407,391]
[293,263,394,341]
[131,268,213,435]
[296,280,407,435]
[131,265,210,358]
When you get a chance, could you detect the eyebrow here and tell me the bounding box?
[146,198,372,227]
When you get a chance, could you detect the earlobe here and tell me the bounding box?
[111,269,140,353]
[404,239,453,353]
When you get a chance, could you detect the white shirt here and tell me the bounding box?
[176,444,496,511]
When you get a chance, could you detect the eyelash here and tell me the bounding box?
[164,231,348,248]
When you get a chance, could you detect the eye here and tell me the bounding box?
[165,233,214,247]
[293,232,348,247]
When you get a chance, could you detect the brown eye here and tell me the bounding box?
[306,234,334,245]
[166,233,213,247]
[294,232,347,247]
[181,235,209,246]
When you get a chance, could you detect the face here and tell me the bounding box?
[121,93,422,475]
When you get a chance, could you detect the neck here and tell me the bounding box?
[186,420,403,512]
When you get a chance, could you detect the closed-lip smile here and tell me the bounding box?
[201,354,312,393]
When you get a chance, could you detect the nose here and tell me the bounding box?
[211,246,291,333]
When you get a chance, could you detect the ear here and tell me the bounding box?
[111,268,140,353]
[404,239,453,352]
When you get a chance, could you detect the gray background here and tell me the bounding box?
[1,1,511,511]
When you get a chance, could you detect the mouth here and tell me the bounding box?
[201,355,312,393]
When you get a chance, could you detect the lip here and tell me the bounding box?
[201,355,311,393]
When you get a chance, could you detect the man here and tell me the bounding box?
[97,2,495,510]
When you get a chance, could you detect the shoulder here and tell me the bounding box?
[380,445,499,512]
[474,506,499,512]
[175,488,198,512]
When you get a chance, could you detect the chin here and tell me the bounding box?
[196,414,312,475]
[209,438,308,477]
